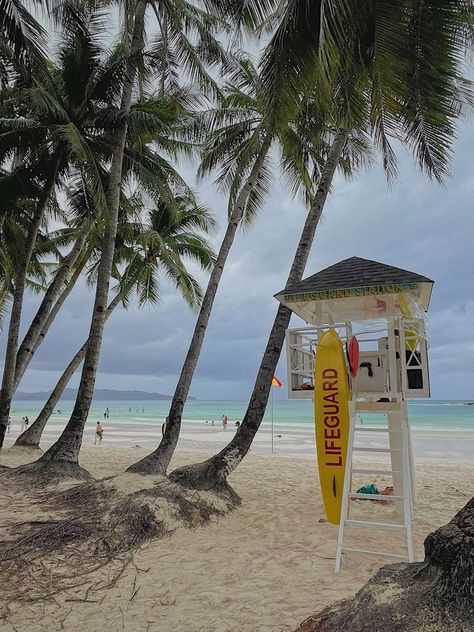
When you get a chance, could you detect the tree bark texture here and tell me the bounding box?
[169,130,348,489]
[0,151,62,448]
[127,132,274,475]
[21,257,87,375]
[14,294,122,447]
[38,2,147,465]
[13,232,88,389]
[294,496,474,632]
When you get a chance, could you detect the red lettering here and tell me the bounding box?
[324,415,339,428]
[326,456,343,467]
[324,439,339,451]
[323,380,337,391]
[322,368,337,379]
[324,427,341,440]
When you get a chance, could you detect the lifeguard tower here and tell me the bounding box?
[275,257,433,571]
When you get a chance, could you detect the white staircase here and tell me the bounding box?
[335,401,414,573]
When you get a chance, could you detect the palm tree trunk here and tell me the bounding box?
[152,4,169,98]
[169,130,348,490]
[36,2,147,468]
[0,151,61,448]
[127,133,273,475]
[15,255,87,389]
[13,232,88,390]
[14,293,122,448]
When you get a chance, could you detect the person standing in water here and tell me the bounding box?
[95,422,103,444]
[222,414,228,431]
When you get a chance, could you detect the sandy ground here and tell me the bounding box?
[0,442,473,632]
[6,415,474,459]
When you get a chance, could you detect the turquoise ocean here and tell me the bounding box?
[9,399,474,436]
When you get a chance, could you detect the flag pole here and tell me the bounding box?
[271,385,274,454]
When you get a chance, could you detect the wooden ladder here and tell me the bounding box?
[335,401,414,573]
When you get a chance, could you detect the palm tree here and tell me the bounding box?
[0,6,133,447]
[20,0,281,475]
[126,56,342,475]
[1,5,202,445]
[0,0,47,69]
[15,191,215,448]
[260,0,472,182]
[167,0,472,490]
[4,90,198,402]
[0,203,60,325]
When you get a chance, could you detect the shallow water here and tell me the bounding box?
[10,398,474,436]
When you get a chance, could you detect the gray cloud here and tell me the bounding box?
[3,124,474,400]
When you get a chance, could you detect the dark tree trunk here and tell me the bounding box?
[169,130,348,489]
[0,151,61,448]
[19,257,86,378]
[14,294,122,448]
[127,133,273,475]
[13,234,87,390]
[294,497,474,632]
[30,3,147,470]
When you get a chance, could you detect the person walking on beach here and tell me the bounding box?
[95,422,103,445]
[7,417,11,433]
[24,416,29,428]
[20,417,26,432]
[222,415,228,431]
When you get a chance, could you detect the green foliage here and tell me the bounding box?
[198,55,368,226]
[0,0,47,70]
[260,0,473,182]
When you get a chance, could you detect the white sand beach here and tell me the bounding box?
[1,440,473,632]
[5,414,474,460]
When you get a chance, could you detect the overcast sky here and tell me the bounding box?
[3,9,473,401]
[4,118,473,401]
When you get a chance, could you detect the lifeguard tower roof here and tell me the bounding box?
[275,257,433,325]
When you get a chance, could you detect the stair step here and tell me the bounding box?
[351,468,403,476]
[345,519,406,531]
[355,402,402,412]
[355,427,402,433]
[349,492,404,501]
[353,447,401,453]
[342,547,407,560]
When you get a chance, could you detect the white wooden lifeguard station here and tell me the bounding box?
[275,257,433,571]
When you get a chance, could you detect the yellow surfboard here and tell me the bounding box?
[314,330,351,524]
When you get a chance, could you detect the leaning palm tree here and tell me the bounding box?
[0,6,131,447]
[15,191,215,448]
[18,0,281,475]
[0,204,60,325]
[167,0,473,490]
[5,93,199,402]
[0,5,202,444]
[126,56,351,475]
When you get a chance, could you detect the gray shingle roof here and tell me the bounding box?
[277,257,433,296]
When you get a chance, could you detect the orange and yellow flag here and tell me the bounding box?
[271,376,283,388]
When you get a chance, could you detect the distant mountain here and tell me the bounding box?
[15,388,195,401]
